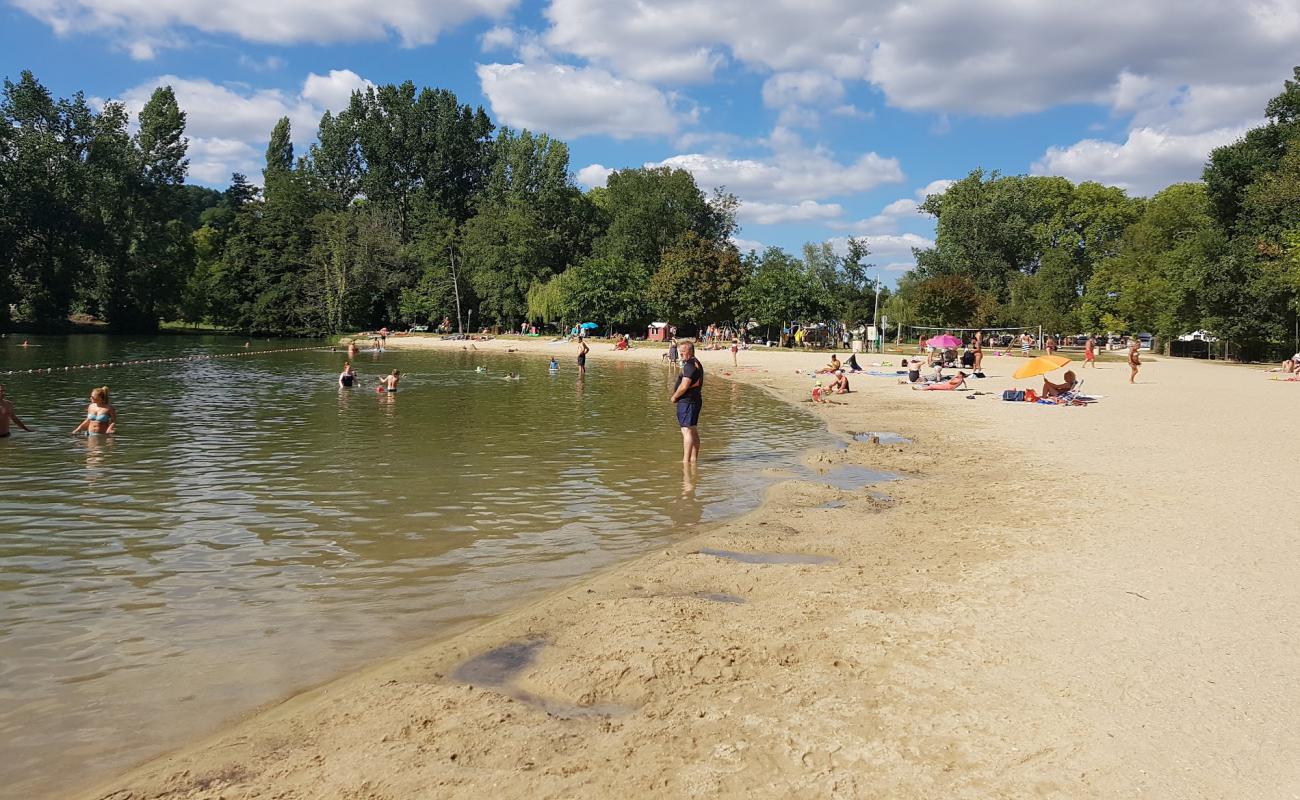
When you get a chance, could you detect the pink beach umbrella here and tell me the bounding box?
[927,334,962,349]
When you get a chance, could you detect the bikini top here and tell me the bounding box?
[87,411,111,422]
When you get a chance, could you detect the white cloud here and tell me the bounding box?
[1031,125,1253,196]
[915,179,954,198]
[731,236,765,253]
[480,25,517,51]
[14,0,517,55]
[301,69,374,114]
[653,131,903,202]
[739,199,844,225]
[828,233,934,272]
[187,138,262,185]
[542,0,870,84]
[535,0,1295,154]
[575,163,613,187]
[238,54,287,72]
[761,71,845,109]
[828,179,953,233]
[477,63,685,139]
[113,70,374,185]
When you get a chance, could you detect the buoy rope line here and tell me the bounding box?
[2,346,339,376]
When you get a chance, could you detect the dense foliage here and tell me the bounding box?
[2,70,887,337]
[4,66,1297,356]
[889,66,1300,356]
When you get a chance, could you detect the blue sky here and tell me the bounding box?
[3,0,1296,277]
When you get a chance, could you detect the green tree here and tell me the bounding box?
[736,247,832,328]
[648,233,744,328]
[595,167,732,270]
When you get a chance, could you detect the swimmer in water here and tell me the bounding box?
[549,358,559,371]
[339,361,356,387]
[71,386,116,435]
[378,370,400,392]
[0,384,33,437]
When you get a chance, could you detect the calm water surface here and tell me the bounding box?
[0,335,826,798]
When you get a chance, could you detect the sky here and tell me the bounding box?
[2,0,1297,277]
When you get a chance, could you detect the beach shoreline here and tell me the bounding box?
[73,339,1300,799]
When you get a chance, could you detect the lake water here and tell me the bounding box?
[0,335,827,798]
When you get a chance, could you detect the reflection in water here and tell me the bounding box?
[0,335,827,798]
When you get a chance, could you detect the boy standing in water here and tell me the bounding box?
[576,336,589,377]
[0,385,32,437]
[669,341,703,463]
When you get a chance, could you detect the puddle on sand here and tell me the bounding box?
[800,464,897,491]
[694,592,746,604]
[450,639,632,719]
[818,500,847,509]
[852,431,912,445]
[698,548,836,565]
[451,638,547,687]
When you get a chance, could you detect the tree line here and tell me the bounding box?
[887,67,1300,359]
[6,66,1296,356]
[2,71,885,337]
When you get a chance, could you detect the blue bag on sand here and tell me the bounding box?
[1002,389,1025,402]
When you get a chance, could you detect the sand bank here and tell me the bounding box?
[77,338,1300,799]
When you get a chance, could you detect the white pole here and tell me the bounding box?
[872,272,881,353]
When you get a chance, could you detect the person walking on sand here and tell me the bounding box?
[1045,335,1057,357]
[669,341,703,463]
[0,384,33,437]
[973,330,984,371]
[576,336,589,377]
[1128,339,1141,383]
[1084,336,1097,368]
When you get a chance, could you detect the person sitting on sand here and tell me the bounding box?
[960,346,976,369]
[915,371,968,391]
[829,370,850,394]
[818,354,842,374]
[1042,370,1078,398]
[614,337,629,351]
[846,353,863,372]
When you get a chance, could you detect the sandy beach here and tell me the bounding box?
[75,337,1300,799]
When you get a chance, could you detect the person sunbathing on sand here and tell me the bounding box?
[818,354,842,374]
[1042,370,1078,398]
[915,371,967,391]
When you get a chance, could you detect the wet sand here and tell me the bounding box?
[75,338,1300,799]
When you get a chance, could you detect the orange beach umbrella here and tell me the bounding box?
[1013,354,1071,380]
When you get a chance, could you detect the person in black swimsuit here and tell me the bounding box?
[669,341,703,463]
[0,384,32,437]
[577,336,589,377]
